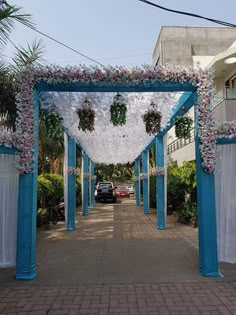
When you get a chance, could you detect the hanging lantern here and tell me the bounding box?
[76,98,96,133]
[174,113,193,139]
[142,101,162,135]
[110,93,128,126]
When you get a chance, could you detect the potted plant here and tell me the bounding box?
[142,102,162,135]
[76,98,96,132]
[175,116,193,139]
[110,93,127,126]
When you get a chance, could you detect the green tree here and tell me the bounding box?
[39,110,64,174]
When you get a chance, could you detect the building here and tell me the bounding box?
[152,26,236,164]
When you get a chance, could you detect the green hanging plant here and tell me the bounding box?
[142,102,162,135]
[110,93,127,126]
[175,116,193,139]
[76,98,96,133]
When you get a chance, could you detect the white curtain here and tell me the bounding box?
[215,144,236,263]
[64,133,68,224]
[0,154,19,267]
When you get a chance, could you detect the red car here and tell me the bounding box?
[116,186,130,198]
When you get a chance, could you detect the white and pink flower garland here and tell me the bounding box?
[83,172,90,179]
[67,167,80,176]
[1,64,235,174]
[140,173,149,180]
[151,167,165,176]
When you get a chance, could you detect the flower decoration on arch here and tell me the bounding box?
[175,115,193,139]
[110,93,128,126]
[7,63,234,174]
[76,98,96,133]
[142,101,162,135]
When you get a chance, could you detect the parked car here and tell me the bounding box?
[126,184,134,196]
[116,186,130,198]
[95,182,117,203]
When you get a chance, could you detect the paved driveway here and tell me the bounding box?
[0,199,236,314]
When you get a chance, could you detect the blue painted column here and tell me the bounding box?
[142,150,149,215]
[89,160,95,208]
[16,90,39,280]
[135,158,140,207]
[66,135,76,231]
[82,152,89,216]
[194,94,219,277]
[155,136,166,229]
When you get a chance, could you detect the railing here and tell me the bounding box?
[226,87,236,99]
[212,87,236,107]
[167,128,194,155]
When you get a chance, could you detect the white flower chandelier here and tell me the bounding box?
[40,91,180,165]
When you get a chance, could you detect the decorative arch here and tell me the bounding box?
[0,64,220,279]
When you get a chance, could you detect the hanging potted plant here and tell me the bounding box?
[175,115,193,139]
[110,93,127,126]
[142,102,162,135]
[76,98,96,132]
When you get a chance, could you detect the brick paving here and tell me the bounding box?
[1,199,236,314]
[1,282,236,314]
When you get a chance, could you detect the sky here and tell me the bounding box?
[4,0,236,67]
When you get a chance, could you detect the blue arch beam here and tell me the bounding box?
[35,81,195,93]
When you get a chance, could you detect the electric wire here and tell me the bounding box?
[2,1,104,66]
[139,0,236,27]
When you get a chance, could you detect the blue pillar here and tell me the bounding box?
[82,152,89,216]
[16,90,39,280]
[142,150,149,215]
[89,160,95,208]
[194,95,219,277]
[155,136,166,230]
[66,135,76,231]
[135,158,140,207]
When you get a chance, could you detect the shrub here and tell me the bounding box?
[37,173,64,208]
[42,173,64,204]
[177,201,197,226]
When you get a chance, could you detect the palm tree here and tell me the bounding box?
[0,39,45,130]
[0,0,33,53]
[0,1,42,130]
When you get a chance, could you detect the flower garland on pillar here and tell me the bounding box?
[140,173,149,180]
[83,172,90,179]
[151,167,165,176]
[67,167,80,176]
[110,93,128,126]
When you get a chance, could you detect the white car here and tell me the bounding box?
[126,184,134,196]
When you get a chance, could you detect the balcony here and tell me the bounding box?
[167,129,194,155]
[212,88,236,122]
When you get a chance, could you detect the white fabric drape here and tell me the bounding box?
[0,154,19,267]
[215,144,236,263]
[64,133,68,224]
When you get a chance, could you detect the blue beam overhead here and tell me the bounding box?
[35,81,195,93]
